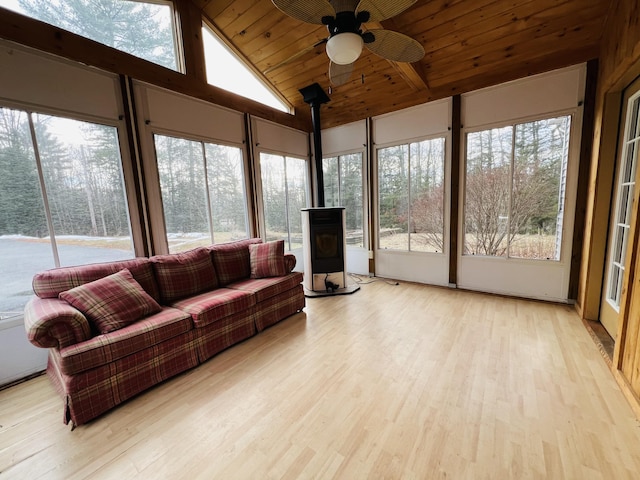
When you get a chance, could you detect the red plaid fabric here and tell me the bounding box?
[249,240,286,278]
[170,288,255,329]
[208,238,262,286]
[194,310,256,362]
[151,247,218,303]
[59,269,162,334]
[24,297,92,349]
[32,258,160,302]
[228,272,303,303]
[58,307,192,376]
[48,330,199,426]
[284,253,297,273]
[254,286,305,331]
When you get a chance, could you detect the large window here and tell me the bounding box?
[323,152,364,248]
[154,135,249,253]
[1,0,180,71]
[606,94,640,309]
[377,138,446,253]
[260,153,308,251]
[0,107,133,321]
[463,115,571,260]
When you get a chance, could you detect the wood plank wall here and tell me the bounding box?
[578,0,640,417]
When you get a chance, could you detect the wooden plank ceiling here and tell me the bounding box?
[197,0,610,130]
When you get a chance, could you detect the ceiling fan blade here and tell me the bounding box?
[272,0,335,25]
[263,38,328,75]
[355,0,417,22]
[329,0,359,14]
[329,61,354,86]
[363,29,425,63]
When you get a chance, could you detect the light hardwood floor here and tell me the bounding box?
[2,280,640,479]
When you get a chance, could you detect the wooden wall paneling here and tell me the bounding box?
[175,0,207,82]
[576,0,640,416]
[568,59,599,301]
[598,0,640,92]
[576,91,621,320]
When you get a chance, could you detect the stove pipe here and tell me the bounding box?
[299,83,330,207]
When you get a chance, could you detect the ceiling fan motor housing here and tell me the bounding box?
[323,10,370,37]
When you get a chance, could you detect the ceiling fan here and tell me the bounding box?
[271,0,425,86]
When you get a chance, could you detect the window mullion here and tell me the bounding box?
[201,142,215,244]
[507,126,516,259]
[407,143,412,252]
[283,156,291,250]
[337,155,342,206]
[27,112,60,268]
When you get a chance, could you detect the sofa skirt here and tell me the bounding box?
[47,330,199,427]
[254,285,305,332]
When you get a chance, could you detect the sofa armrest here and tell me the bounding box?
[284,253,297,273]
[24,297,92,349]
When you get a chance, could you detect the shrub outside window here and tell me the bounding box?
[378,138,446,253]
[463,115,572,260]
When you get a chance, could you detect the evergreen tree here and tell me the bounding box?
[18,0,177,70]
[0,109,48,237]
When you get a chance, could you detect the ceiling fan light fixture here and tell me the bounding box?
[326,32,363,65]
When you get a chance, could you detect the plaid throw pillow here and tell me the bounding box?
[249,240,286,278]
[151,247,218,303]
[59,268,162,334]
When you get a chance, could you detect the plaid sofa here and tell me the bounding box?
[23,238,304,427]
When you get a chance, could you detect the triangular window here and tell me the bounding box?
[202,25,290,113]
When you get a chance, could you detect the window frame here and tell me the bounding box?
[0,0,183,72]
[201,21,292,113]
[322,148,367,249]
[605,90,640,311]
[0,100,141,322]
[151,129,252,253]
[254,148,310,252]
[461,110,575,263]
[375,133,448,255]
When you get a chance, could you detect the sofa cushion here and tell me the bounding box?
[249,240,286,278]
[170,288,255,329]
[59,269,162,334]
[151,247,218,303]
[228,272,304,303]
[33,258,160,302]
[57,306,193,376]
[208,238,262,286]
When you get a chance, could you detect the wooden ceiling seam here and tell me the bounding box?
[199,0,610,129]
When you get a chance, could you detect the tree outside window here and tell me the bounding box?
[378,138,445,253]
[260,153,308,251]
[3,0,179,71]
[463,116,571,260]
[154,135,249,253]
[323,153,364,248]
[0,107,133,320]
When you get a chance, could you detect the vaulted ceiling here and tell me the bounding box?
[196,0,610,129]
